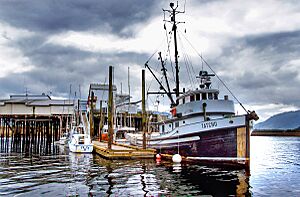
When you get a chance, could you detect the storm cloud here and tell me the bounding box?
[0,0,300,121]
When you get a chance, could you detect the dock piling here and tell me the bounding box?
[108,66,114,150]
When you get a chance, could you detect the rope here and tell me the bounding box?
[145,37,166,64]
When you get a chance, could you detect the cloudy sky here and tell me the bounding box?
[0,0,299,121]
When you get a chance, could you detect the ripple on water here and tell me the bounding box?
[1,138,300,196]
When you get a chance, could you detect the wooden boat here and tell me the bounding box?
[126,2,258,168]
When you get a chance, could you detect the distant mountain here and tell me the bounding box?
[254,110,300,131]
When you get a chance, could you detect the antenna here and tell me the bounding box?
[69,84,72,101]
[121,82,123,94]
[23,76,28,96]
[79,84,81,99]
[128,67,131,127]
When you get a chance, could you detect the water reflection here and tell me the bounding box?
[0,137,60,156]
[172,163,182,173]
[68,153,93,196]
[0,141,251,196]
[89,156,250,196]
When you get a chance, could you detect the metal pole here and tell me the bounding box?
[172,6,180,104]
[108,66,114,150]
[90,91,94,139]
[99,100,103,141]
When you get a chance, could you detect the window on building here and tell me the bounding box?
[202,93,207,100]
[190,95,195,102]
[208,93,213,100]
[196,94,200,100]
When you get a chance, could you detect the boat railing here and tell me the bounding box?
[159,114,246,136]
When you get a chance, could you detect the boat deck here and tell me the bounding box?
[93,141,156,159]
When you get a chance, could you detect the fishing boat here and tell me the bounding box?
[126,2,259,168]
[69,124,93,153]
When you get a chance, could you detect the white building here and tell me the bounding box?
[0,94,74,116]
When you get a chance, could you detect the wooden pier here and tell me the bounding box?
[0,94,74,154]
[93,141,156,159]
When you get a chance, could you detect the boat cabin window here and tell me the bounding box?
[169,124,172,128]
[78,136,84,144]
[190,95,195,102]
[175,122,179,127]
[202,93,207,100]
[208,93,213,100]
[182,97,185,104]
[196,94,200,101]
[214,93,218,100]
[77,127,83,134]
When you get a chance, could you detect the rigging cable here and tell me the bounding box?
[163,9,176,82]
[178,32,197,89]
[165,27,176,82]
[145,36,166,65]
[145,34,168,94]
[146,60,160,94]
[178,30,201,84]
[180,31,249,114]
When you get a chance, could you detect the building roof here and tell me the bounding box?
[10,94,51,100]
[0,94,74,106]
[89,83,117,91]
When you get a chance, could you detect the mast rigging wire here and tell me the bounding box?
[164,21,176,82]
[178,32,197,89]
[179,30,249,114]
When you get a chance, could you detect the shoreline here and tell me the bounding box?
[251,130,300,137]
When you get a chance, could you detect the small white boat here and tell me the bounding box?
[114,126,136,144]
[59,132,69,145]
[69,125,93,153]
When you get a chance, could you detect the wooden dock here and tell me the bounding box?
[93,141,156,159]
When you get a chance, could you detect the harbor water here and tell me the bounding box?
[0,136,300,196]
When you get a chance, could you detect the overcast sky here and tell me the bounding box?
[0,0,299,121]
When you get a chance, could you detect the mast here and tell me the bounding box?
[146,2,184,107]
[128,67,131,127]
[142,69,146,149]
[171,3,180,102]
[158,52,175,106]
[145,63,175,106]
[163,2,184,105]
